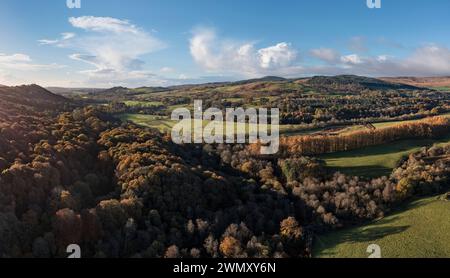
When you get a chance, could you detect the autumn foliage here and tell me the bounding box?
[279,117,449,156]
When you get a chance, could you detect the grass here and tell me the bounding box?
[432,86,450,92]
[119,114,175,132]
[321,133,450,178]
[120,113,320,136]
[118,113,280,136]
[124,100,163,107]
[313,194,450,258]
[338,113,450,135]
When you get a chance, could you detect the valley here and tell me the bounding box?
[1,75,450,258]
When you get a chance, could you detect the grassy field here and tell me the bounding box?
[117,113,369,137]
[313,194,450,258]
[119,113,281,135]
[119,114,176,132]
[338,113,450,135]
[124,100,163,107]
[321,133,450,178]
[433,86,450,92]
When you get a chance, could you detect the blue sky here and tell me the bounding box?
[0,0,449,87]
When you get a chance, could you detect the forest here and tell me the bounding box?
[0,76,449,258]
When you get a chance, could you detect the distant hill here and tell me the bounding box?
[306,75,423,92]
[380,76,450,88]
[0,84,71,111]
[44,75,438,101]
[231,76,287,85]
[46,87,105,96]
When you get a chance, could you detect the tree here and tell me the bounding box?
[280,217,303,257]
[219,236,243,258]
[164,245,180,258]
[53,208,82,249]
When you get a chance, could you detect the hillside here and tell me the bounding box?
[46,87,104,96]
[73,75,430,100]
[314,194,450,258]
[306,75,423,92]
[0,84,71,111]
[381,76,450,89]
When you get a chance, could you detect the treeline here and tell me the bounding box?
[279,117,450,156]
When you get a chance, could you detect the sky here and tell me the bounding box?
[0,0,449,87]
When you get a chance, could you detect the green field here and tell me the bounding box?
[321,133,450,178]
[119,113,341,137]
[124,100,163,107]
[338,113,450,135]
[119,114,175,132]
[433,86,450,92]
[119,113,280,135]
[314,194,450,258]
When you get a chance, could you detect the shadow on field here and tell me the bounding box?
[314,222,411,257]
[330,165,393,178]
[338,223,410,243]
[314,197,437,257]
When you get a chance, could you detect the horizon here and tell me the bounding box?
[2,74,450,90]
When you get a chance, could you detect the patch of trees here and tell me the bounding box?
[279,117,450,156]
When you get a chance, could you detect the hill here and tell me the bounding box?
[306,75,423,92]
[381,76,450,89]
[0,84,70,110]
[46,87,104,96]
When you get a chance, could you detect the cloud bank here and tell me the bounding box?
[189,28,298,77]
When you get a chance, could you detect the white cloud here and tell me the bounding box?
[340,54,363,65]
[310,48,340,63]
[41,16,167,87]
[178,74,188,80]
[258,43,297,69]
[0,53,31,63]
[62,32,75,40]
[69,16,141,34]
[160,67,175,73]
[403,45,450,75]
[38,39,59,45]
[39,32,76,45]
[190,27,298,77]
[306,44,450,77]
[0,53,63,71]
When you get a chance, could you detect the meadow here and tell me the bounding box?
[321,133,450,178]
[313,194,450,258]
